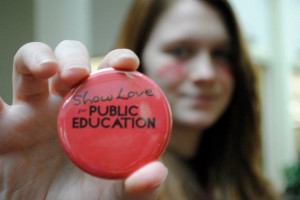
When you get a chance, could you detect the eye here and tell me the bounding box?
[211,48,233,64]
[166,46,195,60]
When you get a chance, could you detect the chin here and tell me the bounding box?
[174,115,216,130]
[171,106,222,129]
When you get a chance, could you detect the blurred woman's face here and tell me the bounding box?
[142,0,234,131]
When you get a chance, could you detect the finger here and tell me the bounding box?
[50,40,91,96]
[97,49,139,71]
[124,161,168,196]
[0,96,6,114]
[13,42,59,102]
[110,161,168,200]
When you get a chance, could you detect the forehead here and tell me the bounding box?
[150,0,229,44]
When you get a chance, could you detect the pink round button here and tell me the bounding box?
[57,68,172,179]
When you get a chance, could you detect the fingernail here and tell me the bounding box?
[35,53,57,65]
[157,165,168,185]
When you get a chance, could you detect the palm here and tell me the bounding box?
[0,90,71,197]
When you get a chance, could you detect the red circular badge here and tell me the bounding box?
[57,68,172,179]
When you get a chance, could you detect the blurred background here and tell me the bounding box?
[0,0,299,195]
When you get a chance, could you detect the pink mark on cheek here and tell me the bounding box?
[216,62,233,77]
[222,65,233,77]
[156,62,187,86]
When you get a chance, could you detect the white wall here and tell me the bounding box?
[34,0,93,50]
[0,0,34,103]
[230,0,298,191]
[90,0,133,56]
[34,0,132,56]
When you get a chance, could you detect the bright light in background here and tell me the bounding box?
[229,0,270,58]
[230,0,300,65]
[229,0,300,192]
[290,0,300,65]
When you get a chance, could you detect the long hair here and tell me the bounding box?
[115,0,277,199]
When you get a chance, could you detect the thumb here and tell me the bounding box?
[111,161,168,200]
[0,96,5,113]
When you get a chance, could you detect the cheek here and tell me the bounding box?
[156,62,187,87]
[221,69,235,107]
[218,65,234,87]
[218,62,233,77]
[223,65,233,77]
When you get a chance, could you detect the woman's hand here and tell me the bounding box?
[0,40,167,200]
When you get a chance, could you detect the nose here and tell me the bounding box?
[188,52,216,83]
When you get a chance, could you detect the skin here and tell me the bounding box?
[142,0,234,158]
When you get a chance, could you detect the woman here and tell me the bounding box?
[0,0,277,200]
[116,0,278,199]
